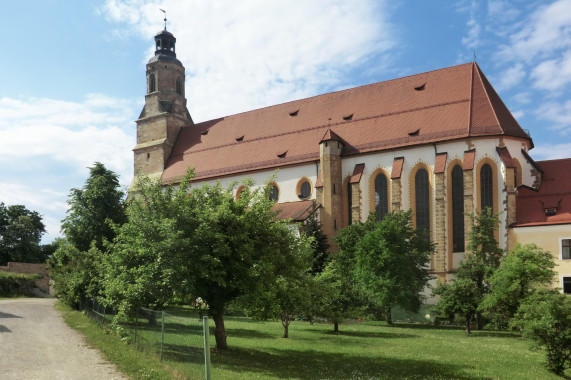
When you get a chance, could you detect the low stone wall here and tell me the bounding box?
[0,262,51,295]
[0,262,49,275]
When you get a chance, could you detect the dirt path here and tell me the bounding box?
[0,298,129,380]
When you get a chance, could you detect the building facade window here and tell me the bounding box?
[269,183,279,202]
[297,178,312,200]
[347,182,353,225]
[451,165,464,252]
[562,239,571,260]
[480,163,493,211]
[176,78,182,95]
[415,168,430,237]
[563,277,571,294]
[374,173,388,220]
[149,73,156,93]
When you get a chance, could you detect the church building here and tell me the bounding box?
[132,28,571,297]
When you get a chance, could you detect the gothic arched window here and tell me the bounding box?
[481,163,493,211]
[149,73,156,93]
[451,165,464,252]
[415,168,430,237]
[374,173,388,220]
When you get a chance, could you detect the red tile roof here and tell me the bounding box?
[463,150,475,170]
[496,147,515,168]
[515,158,571,227]
[391,157,404,179]
[434,153,448,174]
[163,63,531,183]
[350,164,365,184]
[273,200,318,222]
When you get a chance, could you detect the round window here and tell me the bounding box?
[299,181,311,199]
[269,184,279,202]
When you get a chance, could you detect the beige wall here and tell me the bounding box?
[512,224,571,293]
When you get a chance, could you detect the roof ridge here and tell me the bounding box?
[473,63,502,130]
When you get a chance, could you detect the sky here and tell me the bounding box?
[1,0,570,243]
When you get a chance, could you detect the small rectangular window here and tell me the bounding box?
[563,239,570,260]
[563,277,571,294]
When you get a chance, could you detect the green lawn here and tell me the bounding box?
[61,304,570,379]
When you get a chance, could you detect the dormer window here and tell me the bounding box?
[545,208,557,216]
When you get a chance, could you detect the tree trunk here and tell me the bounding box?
[465,315,472,334]
[386,307,392,325]
[281,316,289,338]
[212,312,228,350]
[333,321,339,332]
[476,310,484,330]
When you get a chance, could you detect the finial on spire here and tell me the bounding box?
[160,8,167,30]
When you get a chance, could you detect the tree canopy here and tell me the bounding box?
[0,202,46,265]
[61,162,126,252]
[105,171,313,349]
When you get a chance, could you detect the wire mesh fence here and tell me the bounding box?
[84,299,212,379]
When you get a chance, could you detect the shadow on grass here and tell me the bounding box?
[227,327,276,339]
[211,347,482,380]
[386,323,522,338]
[322,330,418,339]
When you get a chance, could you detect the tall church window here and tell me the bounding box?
[149,74,156,93]
[269,183,279,202]
[451,165,464,252]
[347,182,353,225]
[481,163,493,211]
[415,168,430,237]
[374,173,388,220]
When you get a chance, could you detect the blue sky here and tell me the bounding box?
[1,0,570,243]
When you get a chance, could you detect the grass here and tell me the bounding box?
[58,303,571,380]
[0,271,42,280]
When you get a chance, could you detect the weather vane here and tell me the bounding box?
[160,8,167,30]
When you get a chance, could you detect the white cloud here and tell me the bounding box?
[100,0,397,121]
[535,100,571,133]
[495,63,526,90]
[459,1,481,49]
[531,143,571,160]
[530,51,571,91]
[0,94,137,242]
[496,0,571,64]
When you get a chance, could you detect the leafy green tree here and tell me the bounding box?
[301,210,330,275]
[48,239,102,309]
[240,234,314,338]
[459,208,503,329]
[0,202,46,265]
[61,162,126,252]
[481,243,556,328]
[49,163,126,308]
[511,290,571,375]
[432,278,480,334]
[350,211,433,324]
[105,172,311,349]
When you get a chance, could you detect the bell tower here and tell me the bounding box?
[133,26,193,180]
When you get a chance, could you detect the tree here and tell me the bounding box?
[240,234,314,338]
[105,172,311,349]
[351,211,433,324]
[48,239,102,309]
[432,278,479,334]
[511,290,571,375]
[459,208,503,329]
[0,202,46,265]
[61,162,126,252]
[49,163,126,308]
[480,243,556,328]
[300,210,330,275]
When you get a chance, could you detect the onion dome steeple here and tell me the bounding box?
[149,29,182,66]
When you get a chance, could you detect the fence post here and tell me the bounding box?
[203,316,211,380]
[160,311,165,362]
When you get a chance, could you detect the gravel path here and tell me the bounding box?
[0,298,129,380]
